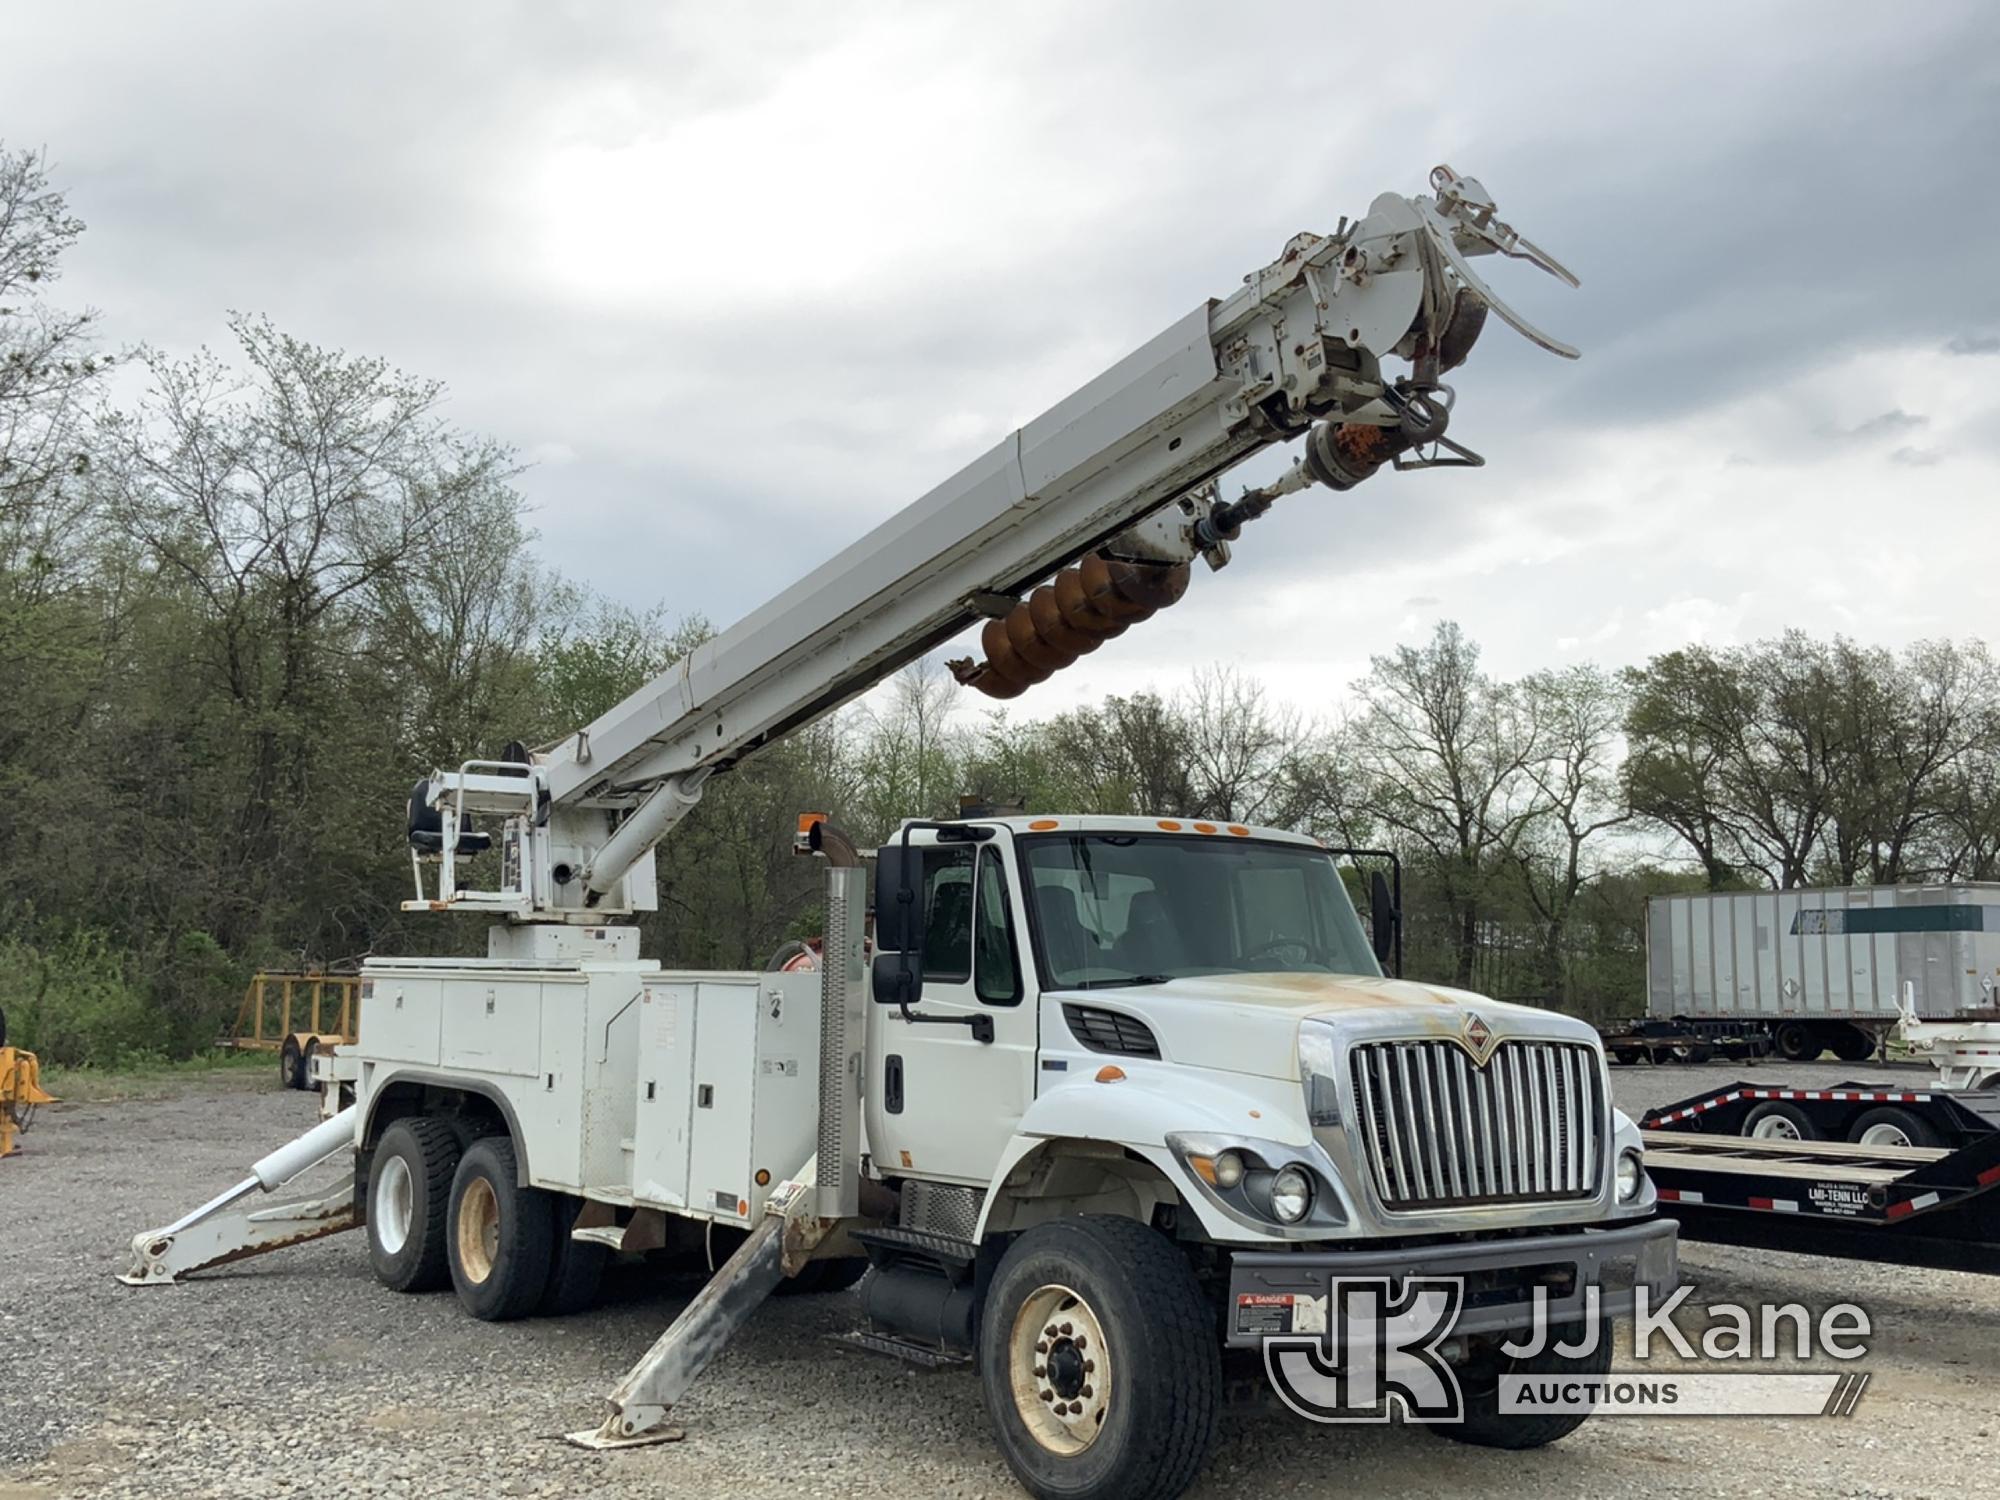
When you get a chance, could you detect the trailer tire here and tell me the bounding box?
[279,1034,304,1090]
[1847,1107,1941,1150]
[1773,1022,1820,1062]
[1831,1027,1876,1063]
[980,1215,1218,1500]
[301,1037,322,1091]
[1743,1101,1819,1141]
[367,1118,462,1293]
[447,1136,554,1321]
[539,1195,609,1316]
[1429,1311,1612,1450]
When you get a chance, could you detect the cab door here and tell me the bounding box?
[865,838,1037,1187]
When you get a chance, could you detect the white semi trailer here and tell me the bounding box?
[121,167,1676,1500]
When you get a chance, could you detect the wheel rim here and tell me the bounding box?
[1009,1283,1111,1456]
[1857,1122,1912,1148]
[456,1176,500,1283]
[374,1154,414,1254]
[1750,1115,1803,1141]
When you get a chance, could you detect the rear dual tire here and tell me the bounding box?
[447,1136,554,1321]
[366,1118,461,1292]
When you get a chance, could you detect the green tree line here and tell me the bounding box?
[4,149,1994,1062]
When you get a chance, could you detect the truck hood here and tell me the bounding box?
[1048,973,1575,1081]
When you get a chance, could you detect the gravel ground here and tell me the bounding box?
[3,1060,1997,1498]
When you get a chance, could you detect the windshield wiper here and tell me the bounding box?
[1076,974,1176,990]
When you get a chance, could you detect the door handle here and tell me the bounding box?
[884,1054,904,1114]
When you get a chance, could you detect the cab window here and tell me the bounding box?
[920,846,974,982]
[973,849,1022,1005]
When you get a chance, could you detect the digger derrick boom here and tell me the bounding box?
[405,165,1577,917]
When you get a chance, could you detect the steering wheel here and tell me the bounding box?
[1242,937,1316,969]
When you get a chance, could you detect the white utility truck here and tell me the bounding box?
[121,167,1676,1500]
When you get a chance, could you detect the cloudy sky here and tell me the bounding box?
[10,2,1999,719]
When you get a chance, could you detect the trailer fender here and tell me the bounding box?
[974,1070,1307,1242]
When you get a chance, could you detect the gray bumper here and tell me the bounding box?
[1225,1217,1678,1348]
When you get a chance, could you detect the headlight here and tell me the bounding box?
[1616,1149,1644,1204]
[1212,1150,1245,1189]
[1270,1165,1313,1223]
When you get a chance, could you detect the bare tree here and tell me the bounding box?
[0,145,109,586]
[1180,665,1298,822]
[98,315,516,940]
[1511,665,1629,1000]
[1347,621,1540,986]
[851,657,965,835]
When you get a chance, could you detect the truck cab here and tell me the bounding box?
[869,815,1661,1238]
[855,815,1674,1486]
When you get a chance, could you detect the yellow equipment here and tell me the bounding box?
[221,971,362,1089]
[1,1045,55,1158]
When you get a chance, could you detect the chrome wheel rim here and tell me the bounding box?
[1857,1122,1912,1148]
[456,1176,500,1283]
[1009,1283,1111,1455]
[375,1154,414,1254]
[1750,1115,1803,1141]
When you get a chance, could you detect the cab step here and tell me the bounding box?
[827,1329,972,1372]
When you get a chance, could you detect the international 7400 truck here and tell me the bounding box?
[120,167,1676,1500]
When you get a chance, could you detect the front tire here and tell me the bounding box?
[1431,1314,1613,1450]
[366,1118,461,1293]
[447,1136,554,1321]
[980,1215,1218,1500]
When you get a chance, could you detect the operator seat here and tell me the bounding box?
[1115,889,1187,973]
[1037,890,1101,986]
[405,779,493,855]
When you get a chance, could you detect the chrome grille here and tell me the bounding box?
[1349,1039,1603,1209]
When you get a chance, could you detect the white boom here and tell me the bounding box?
[407,165,1578,920]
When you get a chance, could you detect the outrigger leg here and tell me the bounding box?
[120,1105,361,1285]
[566,1165,834,1449]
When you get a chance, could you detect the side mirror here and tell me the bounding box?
[1369,869,1400,973]
[872,950,923,1007]
[872,842,922,953]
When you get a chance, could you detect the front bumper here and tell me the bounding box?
[1225,1217,1678,1347]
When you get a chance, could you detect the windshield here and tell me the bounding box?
[1019,833,1382,990]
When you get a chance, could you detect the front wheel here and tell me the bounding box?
[980,1216,1219,1500]
[1430,1314,1613,1449]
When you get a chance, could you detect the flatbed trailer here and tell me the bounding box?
[1642,1079,2000,1149]
[1642,1082,2000,1274]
